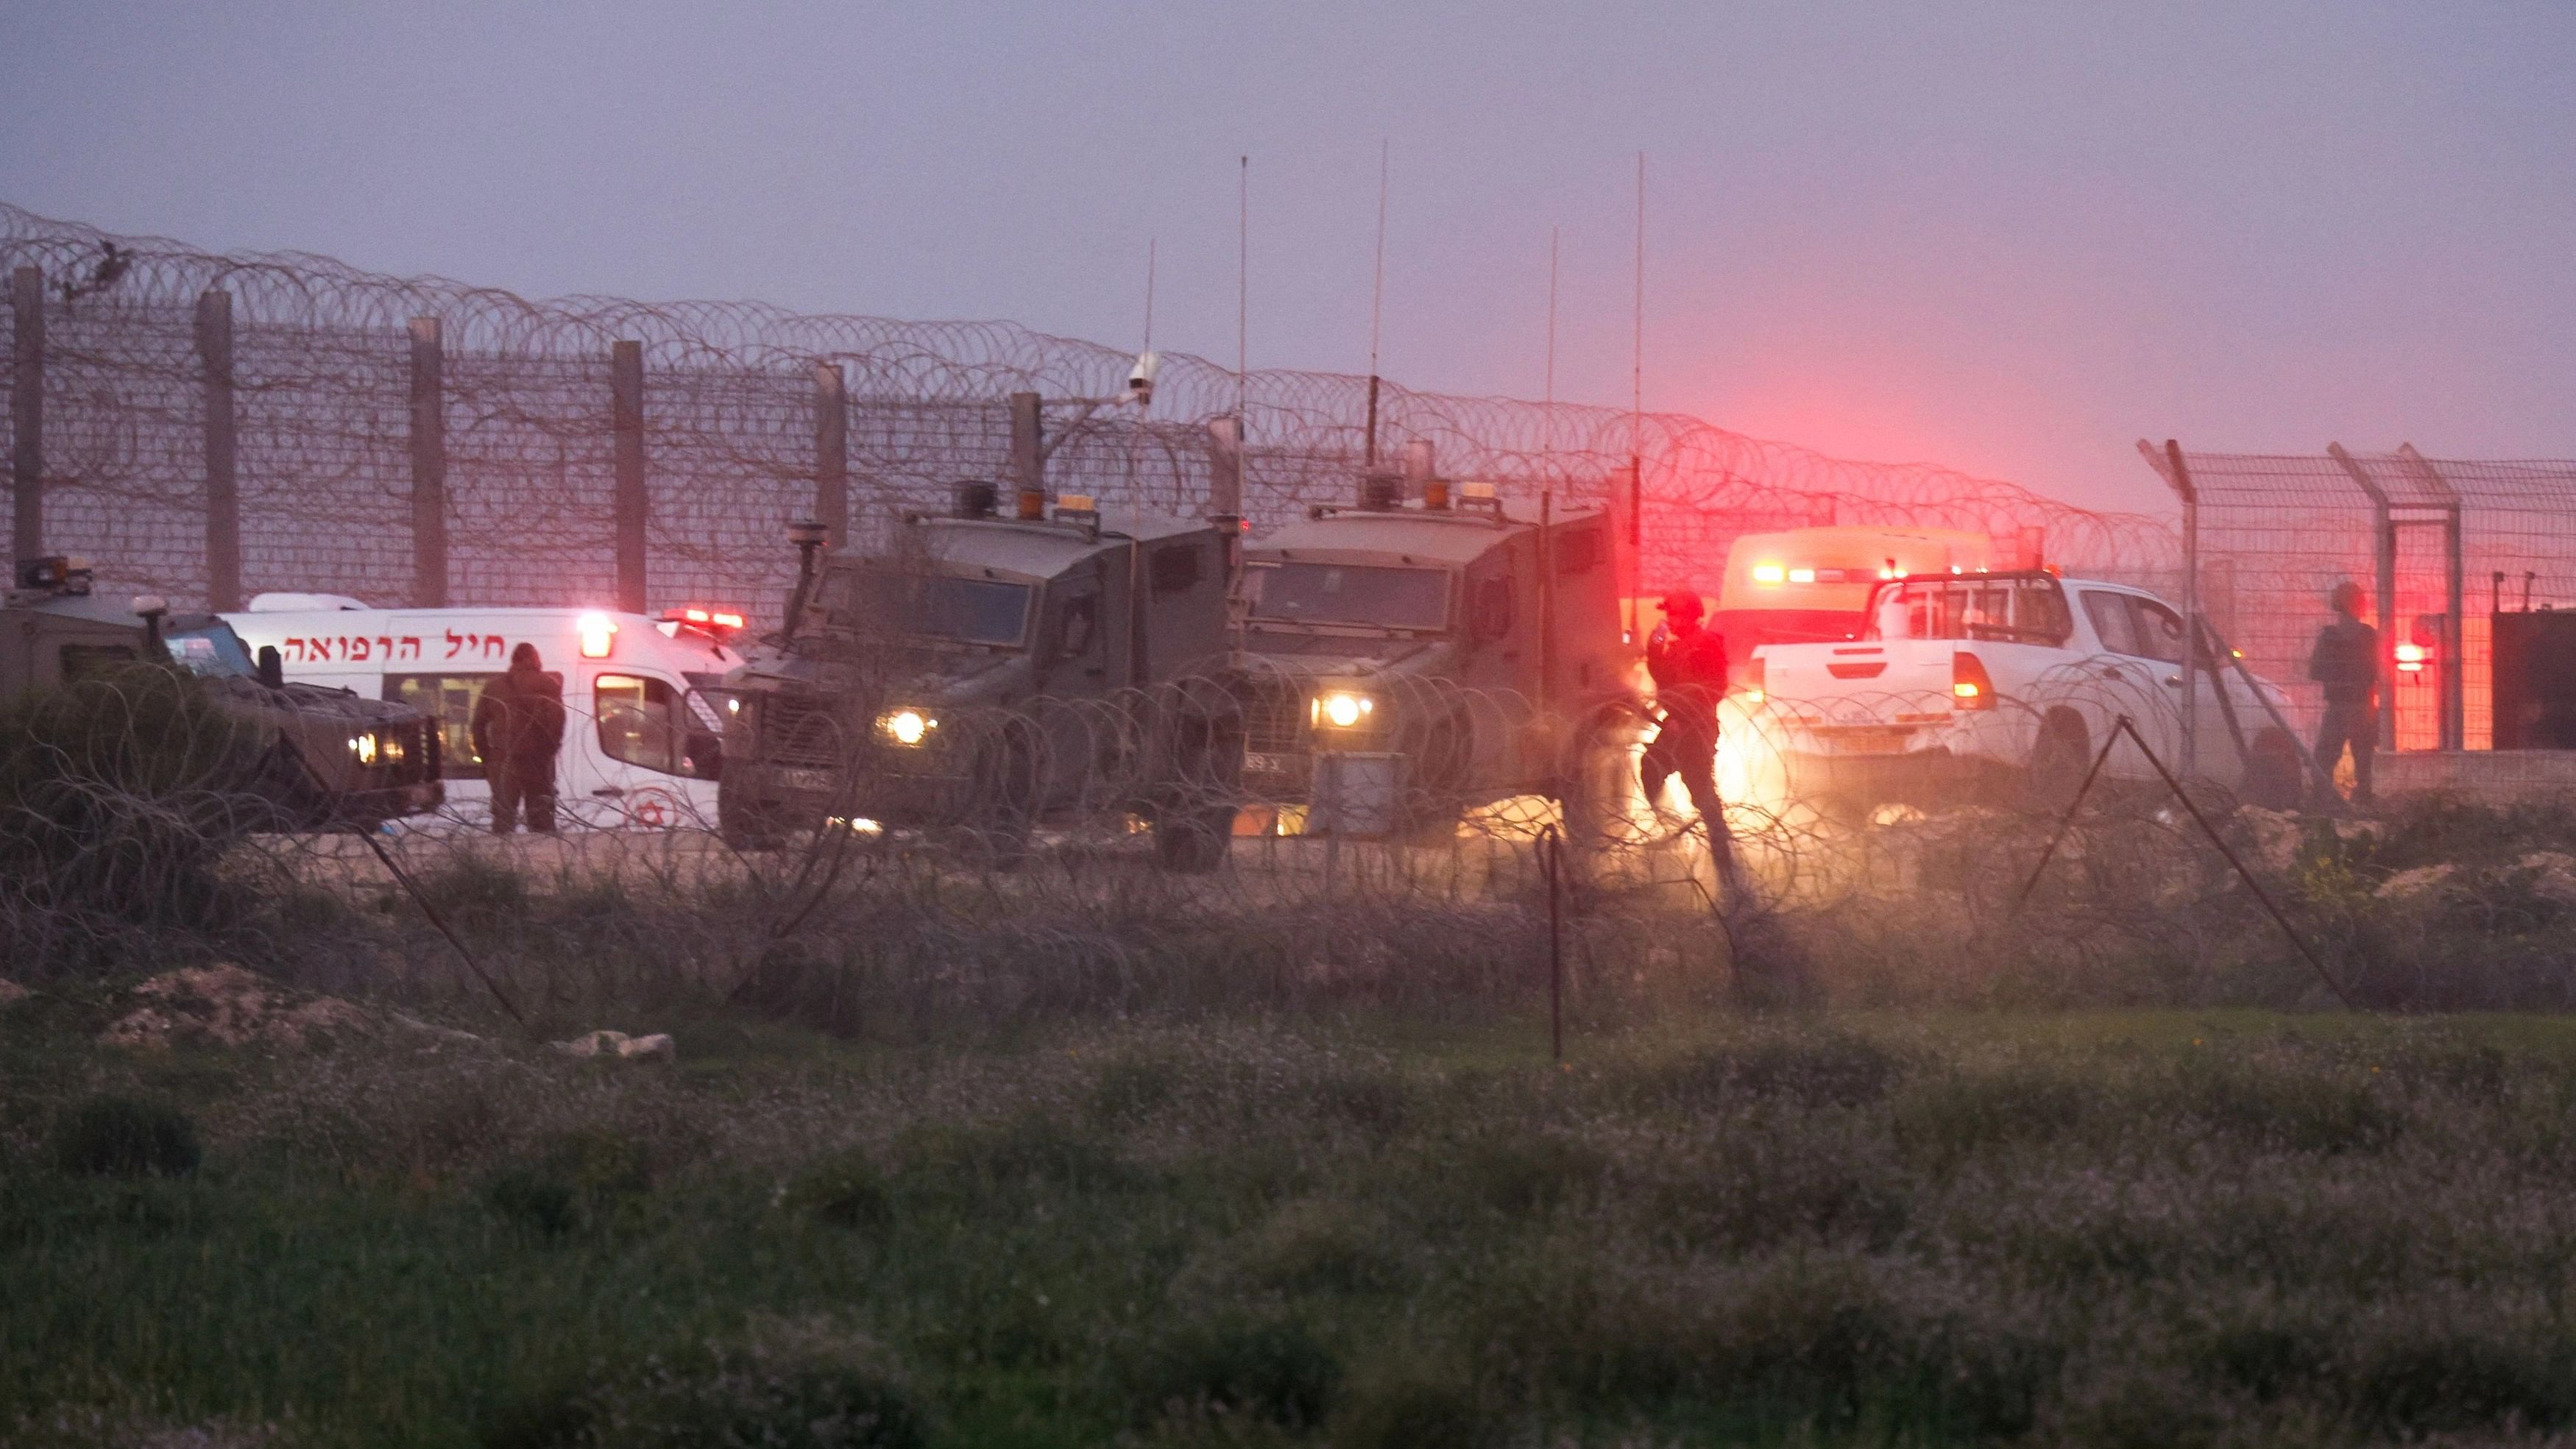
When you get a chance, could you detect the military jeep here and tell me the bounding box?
[2,556,445,829]
[1233,473,1634,839]
[721,490,1242,868]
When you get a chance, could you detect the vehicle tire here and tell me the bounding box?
[1550,712,1622,853]
[2023,710,2092,812]
[964,723,1040,870]
[718,775,789,850]
[1154,718,1242,874]
[2243,728,2303,812]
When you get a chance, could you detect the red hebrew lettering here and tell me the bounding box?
[482,636,504,659]
[445,630,466,659]
[376,636,393,661]
[398,637,422,661]
[284,638,307,662]
[350,637,372,662]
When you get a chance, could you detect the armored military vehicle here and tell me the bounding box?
[2,556,445,828]
[720,488,1242,868]
[1233,470,1633,839]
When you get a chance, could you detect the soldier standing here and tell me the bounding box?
[2307,581,2379,807]
[471,642,567,834]
[1642,589,1729,825]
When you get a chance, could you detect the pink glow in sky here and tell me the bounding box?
[4,1,2568,517]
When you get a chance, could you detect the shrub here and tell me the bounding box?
[487,1316,928,1449]
[894,1115,1136,1197]
[1426,1133,1607,1218]
[1328,1354,1488,1449]
[1630,1032,1903,1110]
[1129,1315,1342,1429]
[52,1094,202,1177]
[782,1149,893,1230]
[482,1129,651,1239]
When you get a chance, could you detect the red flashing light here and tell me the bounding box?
[664,606,748,640]
[2395,642,2428,675]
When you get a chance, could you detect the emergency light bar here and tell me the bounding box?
[665,605,748,638]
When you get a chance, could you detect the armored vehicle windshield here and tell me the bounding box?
[1247,562,1448,633]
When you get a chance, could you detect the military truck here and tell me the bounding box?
[1232,470,1634,838]
[720,488,1243,868]
[2,557,445,828]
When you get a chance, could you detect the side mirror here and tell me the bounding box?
[256,645,285,690]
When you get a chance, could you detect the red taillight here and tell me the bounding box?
[1952,651,1995,710]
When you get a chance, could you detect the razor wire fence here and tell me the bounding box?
[2,202,2173,626]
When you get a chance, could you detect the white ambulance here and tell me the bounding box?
[224,595,749,831]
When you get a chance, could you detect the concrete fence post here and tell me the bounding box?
[408,317,447,609]
[10,266,42,561]
[813,361,848,550]
[1205,414,1243,520]
[1008,391,1043,505]
[197,290,241,611]
[611,339,647,614]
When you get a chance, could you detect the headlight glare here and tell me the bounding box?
[1311,690,1373,729]
[876,707,935,746]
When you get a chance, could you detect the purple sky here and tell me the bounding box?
[4,1,2569,515]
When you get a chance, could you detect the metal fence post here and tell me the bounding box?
[10,266,42,561]
[2329,444,2399,751]
[1205,414,1243,522]
[813,361,848,550]
[197,290,240,611]
[408,317,447,609]
[2400,444,2467,752]
[611,339,648,614]
[2165,439,2198,777]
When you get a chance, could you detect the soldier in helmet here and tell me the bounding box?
[1641,589,1729,824]
[2307,580,2379,807]
[471,642,567,834]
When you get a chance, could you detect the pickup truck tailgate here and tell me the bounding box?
[1758,641,1953,704]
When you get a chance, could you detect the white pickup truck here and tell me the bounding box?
[1742,570,2304,809]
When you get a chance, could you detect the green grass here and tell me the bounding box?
[10,1007,2576,1445]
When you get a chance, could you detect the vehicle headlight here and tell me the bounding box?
[1310,690,1374,730]
[347,731,378,765]
[875,707,937,747]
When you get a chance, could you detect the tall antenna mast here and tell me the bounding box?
[1142,237,1156,355]
[1237,156,1249,425]
[1543,225,1559,493]
[1628,151,1646,642]
[1632,150,1645,462]
[1365,139,1390,466]
[1545,225,1560,411]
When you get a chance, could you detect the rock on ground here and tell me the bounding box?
[2374,863,2460,902]
[551,1029,676,1060]
[98,963,378,1052]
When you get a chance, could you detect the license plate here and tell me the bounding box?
[1244,751,1302,776]
[778,767,836,793]
[1820,729,1912,756]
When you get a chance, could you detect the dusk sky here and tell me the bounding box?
[4,1,2569,516]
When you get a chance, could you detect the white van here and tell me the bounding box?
[224,595,749,831]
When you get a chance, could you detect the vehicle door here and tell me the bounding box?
[2074,589,2190,779]
[574,665,721,829]
[2122,594,2274,787]
[385,667,500,827]
[1033,571,1109,812]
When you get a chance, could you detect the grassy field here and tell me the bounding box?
[12,995,2576,1448]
